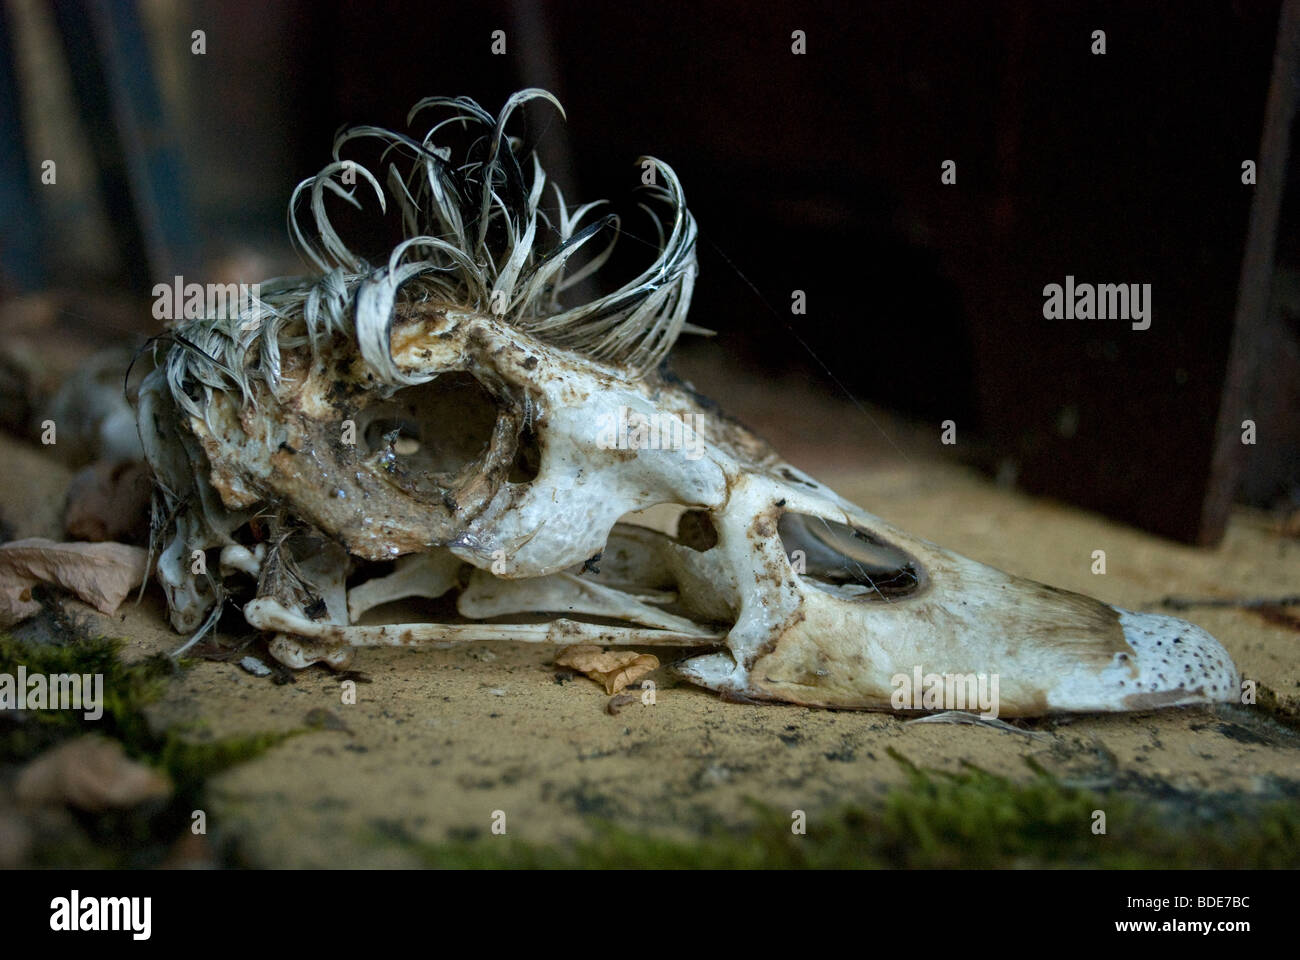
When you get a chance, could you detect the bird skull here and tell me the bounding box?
[136,91,1238,715]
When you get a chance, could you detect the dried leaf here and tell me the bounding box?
[554,644,659,695]
[15,735,172,812]
[0,537,148,627]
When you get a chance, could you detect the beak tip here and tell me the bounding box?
[1106,607,1240,708]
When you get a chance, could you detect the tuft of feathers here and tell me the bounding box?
[153,89,700,422]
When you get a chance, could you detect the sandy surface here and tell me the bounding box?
[2,369,1297,866]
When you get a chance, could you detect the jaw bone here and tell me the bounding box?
[135,89,1239,715]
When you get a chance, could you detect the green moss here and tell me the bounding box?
[374,748,1300,869]
[0,634,169,759]
[0,633,289,867]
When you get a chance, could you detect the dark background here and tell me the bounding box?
[2,0,1296,543]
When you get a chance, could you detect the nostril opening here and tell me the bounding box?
[777,511,925,601]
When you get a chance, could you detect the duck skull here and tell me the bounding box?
[136,91,1238,715]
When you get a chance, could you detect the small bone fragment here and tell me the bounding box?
[238,656,273,677]
[220,543,265,577]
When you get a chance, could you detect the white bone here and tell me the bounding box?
[457,568,709,635]
[347,549,463,622]
[219,543,264,578]
[244,597,720,648]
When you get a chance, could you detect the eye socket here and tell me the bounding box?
[778,511,925,601]
[356,372,499,476]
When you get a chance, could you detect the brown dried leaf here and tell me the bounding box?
[0,537,148,627]
[15,735,172,812]
[554,644,659,695]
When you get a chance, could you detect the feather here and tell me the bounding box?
[155,90,701,416]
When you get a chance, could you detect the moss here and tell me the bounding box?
[374,748,1300,869]
[0,632,289,867]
